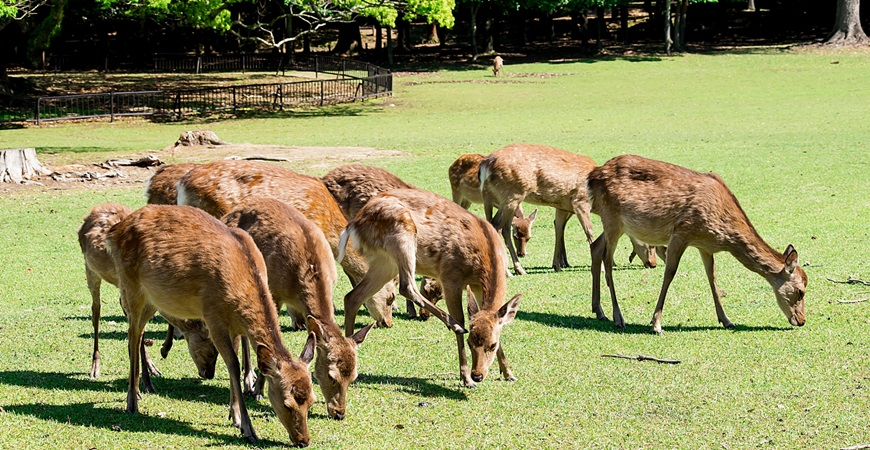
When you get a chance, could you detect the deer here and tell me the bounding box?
[221,198,373,420]
[322,163,439,320]
[338,188,521,388]
[587,154,808,334]
[493,55,504,77]
[144,162,201,358]
[176,159,396,329]
[78,202,218,385]
[107,205,317,446]
[449,153,538,265]
[480,143,660,275]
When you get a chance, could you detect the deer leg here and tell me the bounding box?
[552,209,573,271]
[86,268,102,378]
[590,233,608,321]
[572,198,595,245]
[160,324,176,359]
[496,345,517,381]
[499,205,526,276]
[602,232,624,329]
[442,285,473,387]
[213,329,258,443]
[397,270,466,335]
[239,336,258,397]
[123,289,155,414]
[343,254,398,337]
[700,250,734,329]
[651,239,688,335]
[142,340,161,378]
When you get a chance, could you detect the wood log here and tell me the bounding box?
[0,148,52,183]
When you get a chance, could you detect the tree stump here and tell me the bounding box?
[0,148,52,183]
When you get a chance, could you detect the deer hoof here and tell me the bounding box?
[464,380,477,389]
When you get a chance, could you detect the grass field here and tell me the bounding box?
[1,48,869,449]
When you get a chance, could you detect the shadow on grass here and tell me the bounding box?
[3,402,243,445]
[354,373,467,401]
[517,311,792,334]
[0,371,240,407]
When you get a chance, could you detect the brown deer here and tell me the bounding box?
[448,153,538,265]
[338,189,521,388]
[176,159,396,328]
[221,198,373,420]
[78,202,218,385]
[587,154,808,334]
[493,55,504,77]
[107,205,317,446]
[145,163,200,205]
[480,143,659,275]
[144,162,201,359]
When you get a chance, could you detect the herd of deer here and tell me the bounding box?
[77,143,807,447]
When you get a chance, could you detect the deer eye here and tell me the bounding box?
[488,343,497,352]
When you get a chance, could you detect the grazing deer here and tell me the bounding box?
[338,189,521,388]
[587,154,808,334]
[222,198,373,420]
[176,159,396,329]
[145,163,200,205]
[480,143,659,275]
[107,205,317,446]
[493,55,504,77]
[449,153,538,265]
[144,162,200,358]
[78,202,218,384]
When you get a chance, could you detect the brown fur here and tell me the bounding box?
[492,56,504,77]
[587,154,808,333]
[176,159,396,328]
[339,189,521,387]
[321,164,416,220]
[145,163,200,205]
[107,205,317,446]
[77,203,218,383]
[448,153,537,262]
[480,143,598,275]
[221,198,373,420]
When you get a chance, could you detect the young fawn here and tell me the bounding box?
[222,198,373,420]
[107,205,317,445]
[338,189,521,388]
[78,202,218,384]
[587,154,807,334]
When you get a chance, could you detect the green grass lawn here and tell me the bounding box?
[1,48,869,449]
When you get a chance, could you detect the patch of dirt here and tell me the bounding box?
[0,143,407,195]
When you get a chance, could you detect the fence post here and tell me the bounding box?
[233,87,237,114]
[110,92,115,123]
[320,80,324,106]
[175,92,182,120]
[35,99,41,125]
[196,57,202,74]
[277,85,283,111]
[242,54,246,74]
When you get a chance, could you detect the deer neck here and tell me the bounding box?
[725,226,784,280]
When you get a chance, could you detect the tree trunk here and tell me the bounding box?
[673,0,688,51]
[0,149,52,183]
[825,0,869,44]
[375,23,383,51]
[664,0,672,54]
[620,5,629,43]
[333,22,363,55]
[482,8,494,54]
[746,0,756,12]
[425,22,438,44]
[596,7,605,50]
[386,26,393,65]
[470,4,479,61]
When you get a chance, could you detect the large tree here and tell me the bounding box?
[825,0,868,45]
[0,0,50,80]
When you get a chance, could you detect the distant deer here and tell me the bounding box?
[222,198,373,420]
[107,205,317,446]
[493,56,504,77]
[78,202,218,384]
[176,160,396,328]
[338,189,521,388]
[587,154,808,334]
[449,153,538,265]
[322,163,433,320]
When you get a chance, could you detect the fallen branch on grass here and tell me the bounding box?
[826,276,870,286]
[225,155,291,162]
[601,354,681,364]
[841,444,870,450]
[100,155,163,168]
[837,297,869,304]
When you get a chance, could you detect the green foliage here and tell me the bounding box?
[1,50,869,448]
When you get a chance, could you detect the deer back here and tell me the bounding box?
[79,202,133,286]
[322,164,416,220]
[145,163,200,205]
[448,153,486,206]
[481,143,596,210]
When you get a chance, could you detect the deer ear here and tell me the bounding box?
[783,245,798,274]
[497,294,522,326]
[299,332,316,366]
[256,344,277,377]
[351,322,375,346]
[306,316,329,347]
[466,286,481,317]
[527,209,537,221]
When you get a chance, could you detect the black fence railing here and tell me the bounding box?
[2,56,392,124]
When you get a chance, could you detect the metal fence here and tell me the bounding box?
[2,56,392,124]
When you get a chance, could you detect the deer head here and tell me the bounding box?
[772,245,807,327]
[177,320,219,380]
[511,209,537,258]
[466,290,521,383]
[306,316,373,420]
[257,333,317,447]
